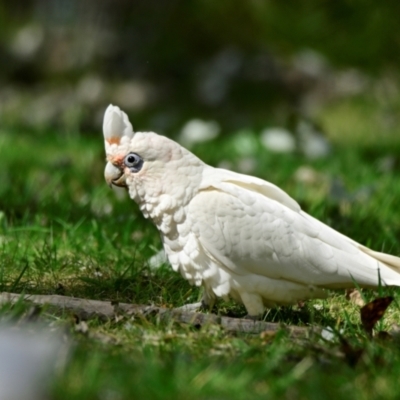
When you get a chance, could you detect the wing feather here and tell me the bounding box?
[189,177,400,288]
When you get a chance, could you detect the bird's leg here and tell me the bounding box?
[177,287,216,313]
[200,288,216,311]
[240,292,265,320]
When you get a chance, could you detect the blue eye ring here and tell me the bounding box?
[124,152,143,172]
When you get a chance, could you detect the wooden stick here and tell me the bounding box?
[0,292,312,336]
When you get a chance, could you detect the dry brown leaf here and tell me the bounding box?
[360,296,393,336]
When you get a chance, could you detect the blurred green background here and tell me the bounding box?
[1,0,400,134]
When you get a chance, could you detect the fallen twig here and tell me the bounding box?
[0,292,312,336]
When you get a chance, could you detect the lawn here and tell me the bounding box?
[1,95,400,399]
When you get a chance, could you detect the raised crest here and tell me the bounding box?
[103,104,134,145]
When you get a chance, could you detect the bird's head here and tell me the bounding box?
[103,104,204,206]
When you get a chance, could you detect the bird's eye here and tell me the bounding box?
[124,152,143,172]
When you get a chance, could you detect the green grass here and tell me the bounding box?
[1,98,400,399]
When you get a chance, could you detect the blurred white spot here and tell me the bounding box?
[112,186,127,200]
[26,92,64,127]
[297,120,331,160]
[10,24,44,59]
[77,75,105,104]
[334,69,368,97]
[232,130,259,156]
[260,127,296,153]
[112,81,153,111]
[321,326,344,342]
[293,166,321,185]
[292,49,329,79]
[321,327,335,342]
[148,249,167,270]
[0,325,68,400]
[179,119,220,147]
[91,201,113,217]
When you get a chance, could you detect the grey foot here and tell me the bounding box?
[177,300,211,313]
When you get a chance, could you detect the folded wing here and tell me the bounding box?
[190,168,400,289]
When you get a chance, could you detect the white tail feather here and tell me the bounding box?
[360,245,400,273]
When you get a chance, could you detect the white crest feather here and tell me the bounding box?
[103,104,134,144]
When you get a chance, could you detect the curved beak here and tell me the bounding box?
[104,162,126,187]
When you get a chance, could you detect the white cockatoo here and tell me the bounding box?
[103,104,400,317]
